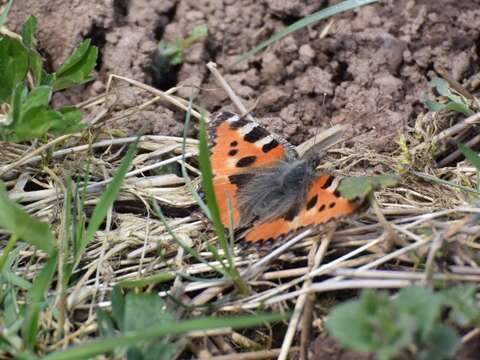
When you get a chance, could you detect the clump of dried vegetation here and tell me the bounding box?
[2,0,480,359]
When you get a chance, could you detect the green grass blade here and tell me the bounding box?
[0,0,13,28]
[73,137,139,268]
[43,313,286,360]
[412,171,479,195]
[0,181,55,254]
[22,251,58,350]
[458,143,480,173]
[197,115,226,250]
[0,234,18,272]
[236,0,378,63]
[181,95,212,220]
[198,116,249,294]
[118,271,176,288]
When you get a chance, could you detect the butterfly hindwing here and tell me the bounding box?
[243,175,360,243]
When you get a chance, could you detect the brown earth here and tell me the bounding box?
[7,0,480,152]
[5,0,480,358]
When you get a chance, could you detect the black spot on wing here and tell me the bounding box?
[228,173,254,187]
[236,156,256,168]
[228,149,238,156]
[334,190,341,197]
[306,195,318,210]
[229,117,249,129]
[329,202,336,208]
[230,141,238,147]
[320,176,334,189]
[283,205,300,222]
[244,126,268,143]
[318,204,326,212]
[262,139,279,153]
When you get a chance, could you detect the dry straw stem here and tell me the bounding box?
[2,64,480,358]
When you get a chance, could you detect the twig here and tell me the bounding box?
[423,231,445,287]
[206,62,255,122]
[0,134,72,177]
[106,74,208,121]
[207,347,299,360]
[437,133,480,167]
[242,229,314,280]
[413,112,480,152]
[369,193,399,251]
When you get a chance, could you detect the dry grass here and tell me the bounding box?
[1,65,480,359]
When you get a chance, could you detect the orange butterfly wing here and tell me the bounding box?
[208,112,292,228]
[243,175,360,243]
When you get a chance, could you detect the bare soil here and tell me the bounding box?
[6,0,480,358]
[7,0,480,151]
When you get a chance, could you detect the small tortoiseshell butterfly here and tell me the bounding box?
[208,111,362,245]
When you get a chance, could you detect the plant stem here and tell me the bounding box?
[0,233,18,271]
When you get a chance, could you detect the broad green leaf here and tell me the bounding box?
[426,78,474,116]
[21,16,37,48]
[338,174,399,200]
[417,324,459,360]
[440,285,480,327]
[3,85,69,142]
[28,49,43,86]
[22,85,52,112]
[458,143,480,173]
[153,25,207,69]
[14,108,62,142]
[445,101,474,116]
[237,0,378,63]
[43,313,286,360]
[0,181,55,254]
[11,83,27,126]
[111,286,125,331]
[41,70,54,86]
[0,0,13,28]
[430,78,459,101]
[326,298,378,353]
[326,290,414,360]
[50,106,85,135]
[394,285,442,342]
[124,292,173,332]
[53,39,97,91]
[96,309,116,337]
[422,96,447,112]
[0,36,29,103]
[56,39,92,76]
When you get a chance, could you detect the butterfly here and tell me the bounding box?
[208,111,362,245]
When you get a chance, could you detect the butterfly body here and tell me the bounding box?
[208,111,360,245]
